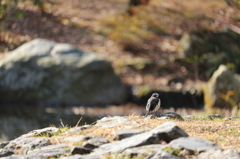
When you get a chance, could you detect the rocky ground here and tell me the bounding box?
[1,114,240,159]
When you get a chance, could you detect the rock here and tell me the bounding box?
[95,116,141,128]
[19,127,59,138]
[0,141,10,148]
[203,65,240,110]
[82,137,109,149]
[5,137,51,153]
[95,122,188,154]
[0,38,126,106]
[121,144,167,158]
[152,112,184,121]
[0,149,15,157]
[198,149,240,159]
[0,154,25,159]
[115,128,149,140]
[168,137,220,153]
[145,150,181,159]
[61,154,105,159]
[224,116,240,120]
[25,144,70,158]
[202,114,222,120]
[151,122,189,143]
[70,146,92,155]
[95,130,158,154]
[184,115,197,120]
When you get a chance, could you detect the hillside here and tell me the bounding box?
[1,0,239,93]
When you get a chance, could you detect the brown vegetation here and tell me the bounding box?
[50,115,240,152]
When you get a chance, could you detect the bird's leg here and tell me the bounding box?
[145,111,149,117]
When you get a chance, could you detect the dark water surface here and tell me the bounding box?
[0,106,98,141]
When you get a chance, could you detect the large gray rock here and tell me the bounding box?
[0,39,126,106]
[151,122,189,143]
[95,122,188,154]
[203,65,240,109]
[198,149,240,159]
[168,137,220,153]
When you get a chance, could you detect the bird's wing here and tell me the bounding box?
[148,98,159,112]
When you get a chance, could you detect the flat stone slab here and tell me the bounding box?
[115,128,149,140]
[26,144,70,158]
[121,144,167,157]
[168,137,220,153]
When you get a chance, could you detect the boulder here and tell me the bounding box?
[151,122,189,143]
[0,39,126,106]
[203,65,240,109]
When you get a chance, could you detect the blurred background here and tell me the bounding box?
[0,0,240,140]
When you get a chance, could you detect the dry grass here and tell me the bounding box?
[49,113,240,152]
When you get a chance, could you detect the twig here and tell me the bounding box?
[60,119,64,127]
[75,116,83,128]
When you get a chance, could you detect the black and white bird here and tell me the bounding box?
[145,92,161,117]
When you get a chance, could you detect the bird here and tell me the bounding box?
[145,92,161,117]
